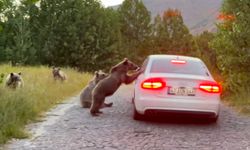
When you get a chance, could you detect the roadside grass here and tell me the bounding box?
[209,68,250,115]
[224,88,250,115]
[0,64,92,144]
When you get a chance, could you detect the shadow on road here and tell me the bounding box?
[138,114,218,125]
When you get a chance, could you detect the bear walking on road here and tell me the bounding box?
[5,72,24,89]
[52,67,67,81]
[90,58,143,116]
[80,70,113,108]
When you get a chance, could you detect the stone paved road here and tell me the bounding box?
[5,85,250,150]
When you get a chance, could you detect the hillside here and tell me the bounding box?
[113,0,223,34]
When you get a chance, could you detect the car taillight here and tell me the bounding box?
[141,78,166,90]
[199,82,222,93]
[171,59,186,64]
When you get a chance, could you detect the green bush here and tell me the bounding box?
[211,0,250,93]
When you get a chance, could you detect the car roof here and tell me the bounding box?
[148,55,202,62]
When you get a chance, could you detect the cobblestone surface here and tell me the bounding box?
[5,85,250,150]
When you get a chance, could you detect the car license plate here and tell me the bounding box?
[168,87,195,96]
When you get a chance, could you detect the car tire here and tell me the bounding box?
[133,105,144,121]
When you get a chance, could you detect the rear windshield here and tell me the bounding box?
[150,59,209,76]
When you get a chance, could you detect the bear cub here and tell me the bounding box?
[5,72,24,89]
[52,67,67,81]
[80,70,113,108]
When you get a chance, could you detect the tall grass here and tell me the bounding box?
[224,88,250,115]
[0,65,92,144]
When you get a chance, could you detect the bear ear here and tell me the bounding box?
[123,60,128,65]
[123,58,128,65]
[95,71,99,77]
[10,73,14,76]
[18,72,22,76]
[99,70,105,74]
[110,66,117,73]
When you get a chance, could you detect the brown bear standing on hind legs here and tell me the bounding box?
[90,58,143,116]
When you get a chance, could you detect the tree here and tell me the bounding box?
[211,0,250,92]
[195,31,217,71]
[118,0,151,61]
[152,9,197,56]
[0,0,13,63]
[31,0,121,71]
[0,0,37,65]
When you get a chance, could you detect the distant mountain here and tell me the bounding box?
[113,0,223,34]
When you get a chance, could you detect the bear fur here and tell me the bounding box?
[80,70,113,108]
[52,67,67,81]
[5,72,24,89]
[90,58,143,116]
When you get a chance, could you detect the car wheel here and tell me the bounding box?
[133,105,144,120]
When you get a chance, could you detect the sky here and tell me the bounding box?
[100,0,125,7]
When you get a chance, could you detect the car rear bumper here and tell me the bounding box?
[144,109,217,118]
[134,97,220,116]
